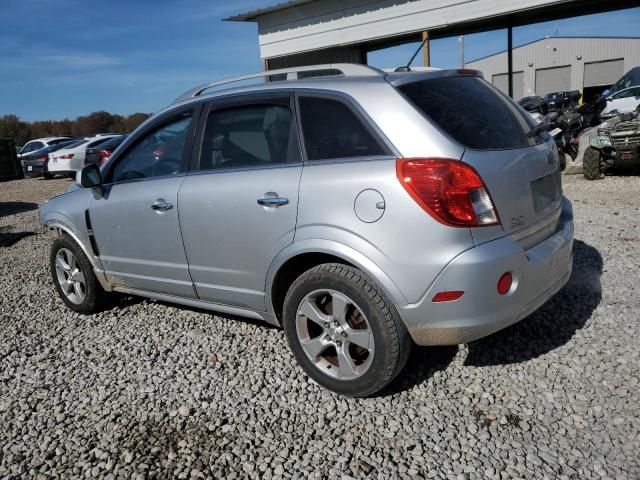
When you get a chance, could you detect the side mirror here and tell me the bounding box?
[76,163,103,188]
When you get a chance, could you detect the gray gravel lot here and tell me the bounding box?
[1,175,639,480]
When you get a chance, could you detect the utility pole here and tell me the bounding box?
[459,36,465,68]
[507,26,513,98]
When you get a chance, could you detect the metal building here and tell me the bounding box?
[227,0,640,97]
[466,36,640,101]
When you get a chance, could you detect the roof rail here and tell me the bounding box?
[172,63,384,104]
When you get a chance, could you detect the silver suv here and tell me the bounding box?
[40,64,574,397]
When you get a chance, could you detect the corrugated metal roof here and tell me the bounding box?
[225,0,318,21]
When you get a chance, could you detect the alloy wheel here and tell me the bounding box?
[295,289,374,380]
[54,248,86,305]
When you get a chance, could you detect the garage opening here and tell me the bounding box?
[583,58,624,101]
[535,65,572,97]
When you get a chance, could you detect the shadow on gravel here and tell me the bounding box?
[465,240,603,366]
[383,345,458,395]
[0,227,35,247]
[0,201,38,218]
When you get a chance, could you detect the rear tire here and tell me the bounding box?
[50,235,107,314]
[282,263,411,397]
[583,147,602,180]
[43,172,53,179]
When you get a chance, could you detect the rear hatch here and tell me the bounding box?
[393,73,563,247]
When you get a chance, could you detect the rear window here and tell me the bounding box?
[398,76,543,150]
[49,138,72,145]
[87,137,114,148]
[100,136,126,150]
[62,139,88,149]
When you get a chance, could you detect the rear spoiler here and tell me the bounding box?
[385,68,483,87]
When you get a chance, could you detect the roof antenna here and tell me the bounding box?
[396,35,430,72]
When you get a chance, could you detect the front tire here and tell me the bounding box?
[583,147,602,180]
[50,235,106,314]
[282,263,411,397]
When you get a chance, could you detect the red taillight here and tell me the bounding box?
[432,291,464,302]
[59,153,74,160]
[396,158,500,227]
[497,272,513,295]
[456,69,480,76]
[37,156,48,162]
[99,150,112,166]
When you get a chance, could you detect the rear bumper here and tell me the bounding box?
[22,161,47,177]
[46,167,75,175]
[398,196,574,346]
[48,160,77,174]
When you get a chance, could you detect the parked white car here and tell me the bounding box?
[48,135,121,176]
[17,137,73,160]
[601,86,640,119]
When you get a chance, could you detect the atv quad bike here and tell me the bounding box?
[583,110,640,180]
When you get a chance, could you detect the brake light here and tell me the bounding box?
[37,156,48,162]
[59,153,74,160]
[99,150,112,166]
[396,158,500,227]
[456,69,481,76]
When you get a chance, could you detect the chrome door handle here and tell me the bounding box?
[151,200,174,212]
[257,197,289,207]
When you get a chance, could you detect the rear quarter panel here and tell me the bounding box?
[294,158,476,304]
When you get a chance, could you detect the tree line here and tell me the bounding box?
[0,111,152,147]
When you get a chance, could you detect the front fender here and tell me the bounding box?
[265,239,408,316]
[39,191,111,291]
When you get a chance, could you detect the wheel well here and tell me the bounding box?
[270,253,354,323]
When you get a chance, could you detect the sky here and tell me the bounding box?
[1,1,639,122]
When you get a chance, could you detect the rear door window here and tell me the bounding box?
[198,100,299,171]
[398,76,543,150]
[297,95,389,161]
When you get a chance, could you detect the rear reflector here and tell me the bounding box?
[396,158,500,227]
[497,272,513,295]
[432,291,464,302]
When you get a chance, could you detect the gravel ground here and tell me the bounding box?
[1,175,639,480]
